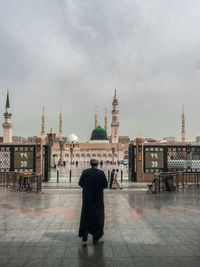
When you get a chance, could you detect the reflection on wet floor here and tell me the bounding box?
[0,186,199,266]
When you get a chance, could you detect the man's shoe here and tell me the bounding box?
[93,233,103,244]
[82,231,88,242]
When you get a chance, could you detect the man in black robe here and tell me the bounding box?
[109,169,115,189]
[79,158,108,244]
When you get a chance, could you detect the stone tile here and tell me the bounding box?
[23,258,47,267]
[45,257,62,267]
[112,244,131,258]
[115,258,134,267]
[47,246,66,258]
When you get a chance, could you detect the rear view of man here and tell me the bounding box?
[109,169,115,189]
[78,158,108,244]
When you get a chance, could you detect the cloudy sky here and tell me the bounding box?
[0,0,200,142]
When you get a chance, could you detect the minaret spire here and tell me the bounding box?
[6,89,10,108]
[182,105,185,142]
[104,108,108,136]
[95,106,98,128]
[41,107,45,138]
[111,89,119,143]
[59,105,63,140]
[2,90,13,143]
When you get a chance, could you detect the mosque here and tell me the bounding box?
[0,89,196,170]
[0,90,129,165]
[51,90,129,165]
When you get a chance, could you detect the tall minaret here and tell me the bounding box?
[2,90,13,143]
[104,108,108,136]
[111,89,119,143]
[182,105,185,142]
[95,106,98,128]
[59,106,63,140]
[41,107,46,138]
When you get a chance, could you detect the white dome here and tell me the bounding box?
[69,133,79,143]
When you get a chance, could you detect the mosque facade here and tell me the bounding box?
[51,90,129,165]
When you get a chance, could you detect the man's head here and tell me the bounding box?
[90,158,99,168]
[116,169,119,172]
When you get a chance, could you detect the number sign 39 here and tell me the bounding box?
[145,151,164,169]
[14,152,34,170]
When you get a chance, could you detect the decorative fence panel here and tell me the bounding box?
[0,146,10,172]
[0,145,36,173]
[144,146,200,173]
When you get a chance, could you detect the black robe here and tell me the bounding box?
[78,168,108,238]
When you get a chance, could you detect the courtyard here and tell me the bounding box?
[0,182,199,267]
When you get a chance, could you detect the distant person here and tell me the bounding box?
[76,161,78,167]
[112,169,121,189]
[79,158,108,244]
[109,169,115,189]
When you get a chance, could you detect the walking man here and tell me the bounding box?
[109,169,115,189]
[79,158,108,244]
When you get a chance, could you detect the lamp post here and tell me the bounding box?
[59,138,65,166]
[69,142,75,183]
[68,133,79,182]
[70,142,75,166]
[47,128,56,168]
[112,147,115,166]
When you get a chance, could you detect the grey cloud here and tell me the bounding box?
[0,0,200,141]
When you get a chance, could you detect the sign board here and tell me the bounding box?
[144,147,164,173]
[14,146,35,171]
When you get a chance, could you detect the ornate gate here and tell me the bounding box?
[43,145,51,181]
[128,144,136,181]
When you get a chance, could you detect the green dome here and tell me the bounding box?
[90,126,108,141]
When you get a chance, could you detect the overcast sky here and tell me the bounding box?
[0,0,200,142]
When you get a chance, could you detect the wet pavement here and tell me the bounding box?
[48,165,129,187]
[0,183,200,266]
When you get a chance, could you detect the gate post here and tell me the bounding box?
[136,136,143,182]
[36,136,44,174]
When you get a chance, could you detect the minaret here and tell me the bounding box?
[59,105,63,140]
[95,106,98,128]
[104,108,108,136]
[111,89,119,143]
[182,105,185,142]
[41,107,46,138]
[2,90,13,143]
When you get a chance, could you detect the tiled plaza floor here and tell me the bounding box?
[0,186,200,267]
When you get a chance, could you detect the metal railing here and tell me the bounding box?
[0,172,42,193]
[147,171,199,194]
